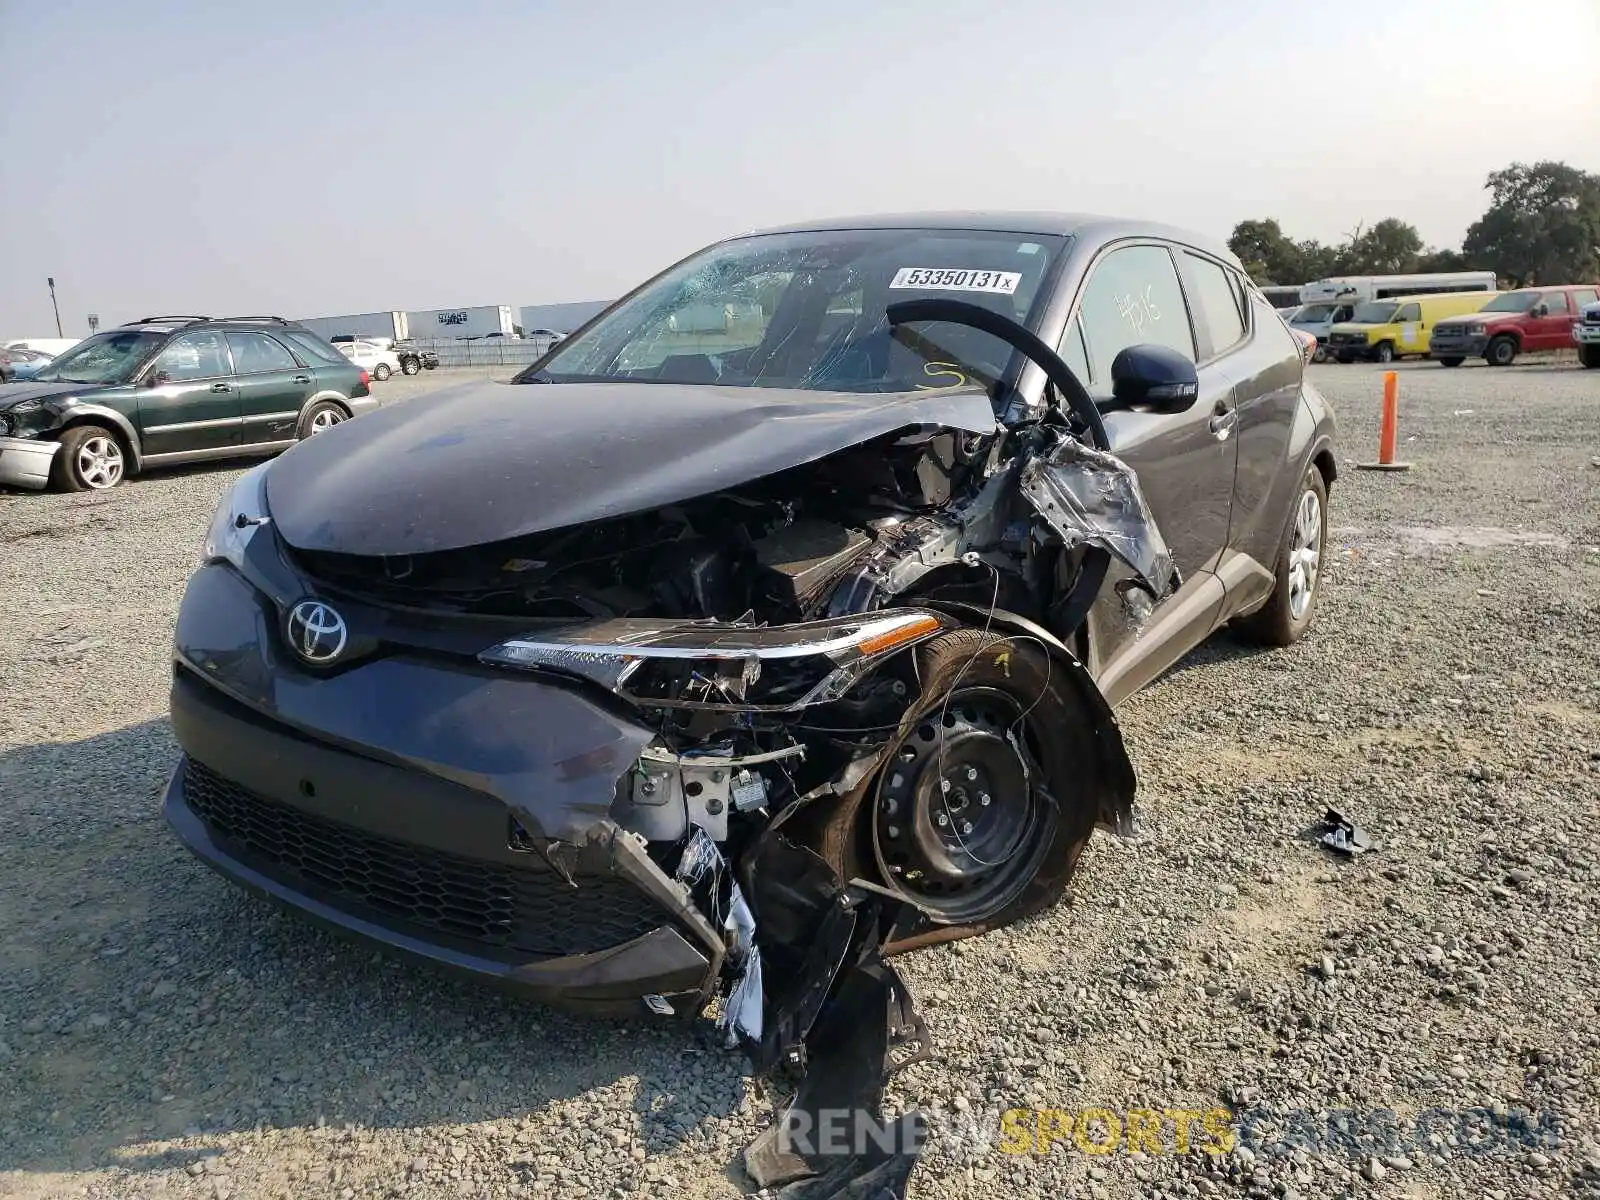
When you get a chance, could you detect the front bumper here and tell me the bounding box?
[166,562,726,1016]
[0,436,58,489]
[1325,339,1375,360]
[1573,323,1600,346]
[1429,332,1488,358]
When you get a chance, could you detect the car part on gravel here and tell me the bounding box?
[1319,808,1375,856]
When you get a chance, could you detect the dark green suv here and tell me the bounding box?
[0,316,375,491]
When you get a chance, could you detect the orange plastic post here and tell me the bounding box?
[1377,371,1399,464]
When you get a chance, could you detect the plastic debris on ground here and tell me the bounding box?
[1319,807,1375,856]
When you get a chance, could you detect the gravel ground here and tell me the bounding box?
[2,358,1598,1200]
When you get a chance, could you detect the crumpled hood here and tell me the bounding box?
[266,379,1002,556]
[0,380,88,409]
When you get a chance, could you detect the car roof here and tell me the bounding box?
[740,211,1242,267]
[115,315,312,335]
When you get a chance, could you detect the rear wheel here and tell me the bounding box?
[1486,336,1518,366]
[401,356,421,376]
[52,425,126,491]
[298,400,348,439]
[1580,345,1600,369]
[1373,341,1395,363]
[372,363,392,381]
[1240,465,1327,647]
[1437,357,1464,368]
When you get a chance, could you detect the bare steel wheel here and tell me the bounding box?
[52,425,126,491]
[815,629,1106,950]
[873,687,1053,923]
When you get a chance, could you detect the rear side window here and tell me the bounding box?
[227,332,298,374]
[1182,253,1247,357]
[1075,244,1194,388]
[1573,288,1597,308]
[154,331,232,381]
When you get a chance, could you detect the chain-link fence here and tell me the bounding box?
[409,336,560,369]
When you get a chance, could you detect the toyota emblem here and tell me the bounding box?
[286,599,348,665]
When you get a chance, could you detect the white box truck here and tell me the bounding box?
[407,304,519,340]
[297,311,410,344]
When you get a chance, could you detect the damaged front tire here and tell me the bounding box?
[820,629,1101,949]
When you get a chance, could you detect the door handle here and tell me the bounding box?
[1208,403,1238,440]
[291,375,310,385]
[209,382,231,393]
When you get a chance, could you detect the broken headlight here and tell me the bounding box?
[201,461,272,568]
[479,610,948,710]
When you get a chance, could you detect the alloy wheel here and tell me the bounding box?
[76,435,125,489]
[309,407,344,434]
[1287,487,1322,621]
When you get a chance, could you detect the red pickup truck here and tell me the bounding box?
[1428,283,1600,366]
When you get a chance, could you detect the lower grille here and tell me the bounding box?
[182,759,666,959]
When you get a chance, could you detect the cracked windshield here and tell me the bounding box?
[525,228,1064,393]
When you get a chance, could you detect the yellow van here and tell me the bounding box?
[1324,292,1499,363]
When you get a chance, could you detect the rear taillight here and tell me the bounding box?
[359,369,371,385]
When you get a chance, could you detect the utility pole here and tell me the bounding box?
[47,277,63,337]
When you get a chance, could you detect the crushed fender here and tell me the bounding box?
[1019,428,1181,603]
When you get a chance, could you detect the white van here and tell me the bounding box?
[1286,302,1356,355]
[1299,271,1497,306]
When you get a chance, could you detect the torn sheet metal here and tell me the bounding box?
[739,832,933,1199]
[675,828,765,1045]
[1019,429,1180,601]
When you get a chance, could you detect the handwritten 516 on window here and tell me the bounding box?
[1115,286,1162,335]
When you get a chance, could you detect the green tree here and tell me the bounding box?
[1462,161,1600,286]
[1342,218,1425,274]
[1415,247,1469,273]
[1296,239,1342,281]
[1227,219,1302,284]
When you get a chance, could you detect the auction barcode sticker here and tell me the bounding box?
[889,267,1022,294]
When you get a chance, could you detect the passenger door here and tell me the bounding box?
[1527,291,1572,351]
[136,331,240,456]
[228,331,317,444]
[1061,242,1238,704]
[1201,266,1304,611]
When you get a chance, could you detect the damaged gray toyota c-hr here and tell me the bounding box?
[165,213,1336,1195]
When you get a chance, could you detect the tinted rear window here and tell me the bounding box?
[283,330,350,365]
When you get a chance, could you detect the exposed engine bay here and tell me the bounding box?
[292,425,976,624]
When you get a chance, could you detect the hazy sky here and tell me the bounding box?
[2,0,1597,337]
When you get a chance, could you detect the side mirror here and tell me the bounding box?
[146,370,171,387]
[1533,304,1549,317]
[1110,344,1200,413]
